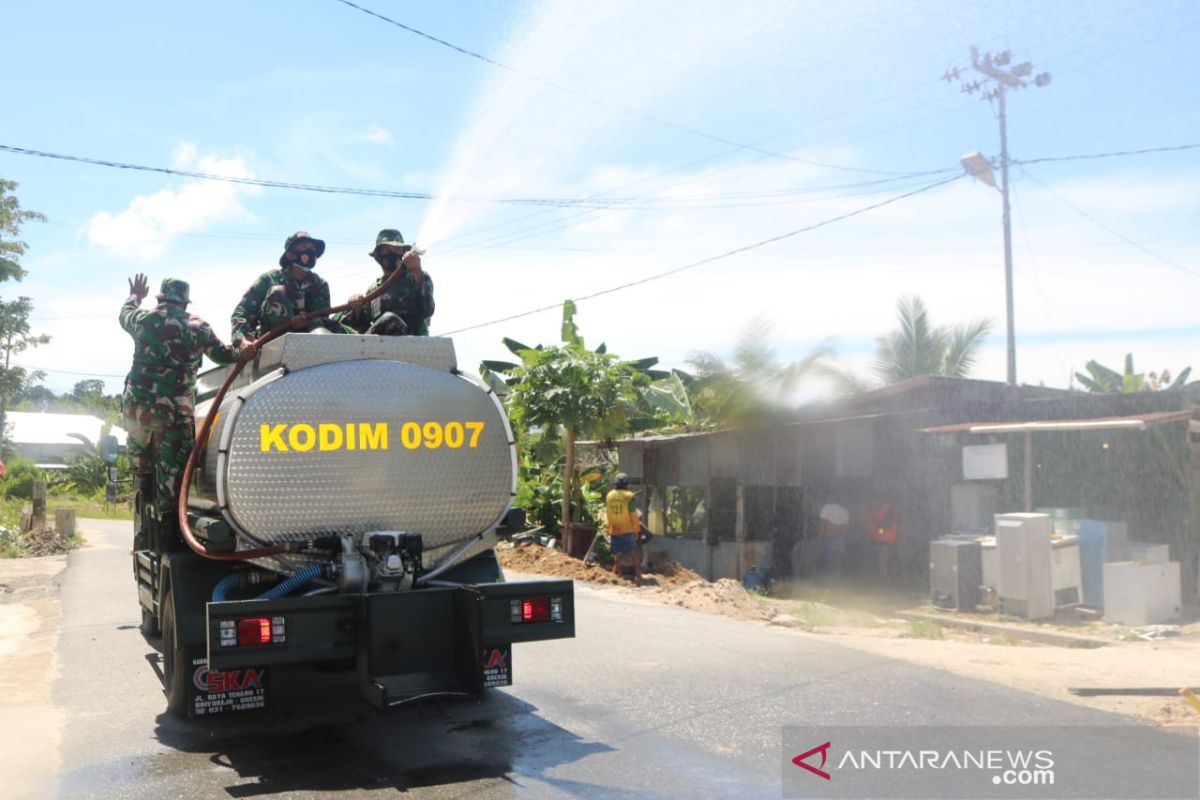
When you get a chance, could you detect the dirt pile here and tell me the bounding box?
[5,527,76,558]
[653,579,774,622]
[652,559,704,584]
[498,542,627,586]
[497,542,774,622]
[497,542,708,589]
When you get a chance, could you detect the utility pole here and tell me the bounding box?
[945,48,1051,386]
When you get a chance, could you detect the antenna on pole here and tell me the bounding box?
[945,48,1051,387]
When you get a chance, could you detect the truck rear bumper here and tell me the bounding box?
[206,580,574,709]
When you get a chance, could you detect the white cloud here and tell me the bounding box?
[85,144,261,260]
[362,125,394,146]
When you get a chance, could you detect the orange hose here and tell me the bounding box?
[176,261,412,560]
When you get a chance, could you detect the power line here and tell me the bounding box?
[1019,167,1200,279]
[432,172,946,262]
[0,144,438,201]
[439,174,963,336]
[6,140,1193,211]
[1013,142,1200,166]
[0,143,955,211]
[333,0,914,177]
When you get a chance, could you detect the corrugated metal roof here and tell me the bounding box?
[580,412,889,448]
[6,412,128,446]
[919,409,1195,435]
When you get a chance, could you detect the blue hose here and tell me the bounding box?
[212,574,242,602]
[256,565,324,600]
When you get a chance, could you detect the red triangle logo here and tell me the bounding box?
[792,741,832,780]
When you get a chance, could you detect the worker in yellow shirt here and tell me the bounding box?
[605,474,642,584]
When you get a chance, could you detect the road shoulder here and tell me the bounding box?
[0,553,68,798]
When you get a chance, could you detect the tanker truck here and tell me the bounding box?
[128,333,575,718]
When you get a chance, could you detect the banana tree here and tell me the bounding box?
[481,301,654,552]
[1075,354,1193,393]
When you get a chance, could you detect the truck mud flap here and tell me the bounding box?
[360,580,575,710]
[358,588,479,709]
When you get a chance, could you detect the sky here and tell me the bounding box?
[2,0,1198,399]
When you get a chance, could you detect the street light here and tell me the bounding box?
[948,48,1051,387]
[960,151,997,190]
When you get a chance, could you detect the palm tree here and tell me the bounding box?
[686,317,830,425]
[874,295,993,384]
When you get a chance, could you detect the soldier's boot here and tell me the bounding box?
[365,311,408,336]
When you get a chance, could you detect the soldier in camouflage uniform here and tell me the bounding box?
[336,229,434,336]
[121,274,249,522]
[231,231,351,343]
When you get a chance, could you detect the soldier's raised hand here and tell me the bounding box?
[129,273,149,301]
[401,250,422,278]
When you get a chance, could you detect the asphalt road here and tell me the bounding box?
[18,519,1198,798]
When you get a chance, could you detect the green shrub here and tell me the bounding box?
[1,455,46,500]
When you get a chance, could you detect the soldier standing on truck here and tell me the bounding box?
[231,231,351,344]
[120,274,249,537]
[336,229,433,336]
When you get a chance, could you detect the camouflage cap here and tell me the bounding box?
[369,228,411,256]
[279,231,326,269]
[156,278,190,305]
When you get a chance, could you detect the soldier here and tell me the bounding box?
[231,231,350,344]
[336,229,434,336]
[121,274,250,528]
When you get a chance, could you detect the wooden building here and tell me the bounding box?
[594,377,1200,597]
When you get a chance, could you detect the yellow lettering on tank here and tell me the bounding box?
[258,422,392,452]
[288,424,316,452]
[358,422,388,450]
[318,423,344,451]
[260,424,288,452]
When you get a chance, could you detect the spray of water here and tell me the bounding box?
[414,0,804,252]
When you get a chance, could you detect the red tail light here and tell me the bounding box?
[522,597,551,623]
[509,596,564,624]
[237,617,271,646]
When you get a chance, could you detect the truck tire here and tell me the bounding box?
[161,591,195,718]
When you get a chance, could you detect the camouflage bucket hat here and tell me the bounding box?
[279,231,326,268]
[369,228,411,256]
[157,278,190,304]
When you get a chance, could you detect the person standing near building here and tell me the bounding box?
[819,499,850,577]
[605,473,642,584]
[231,231,349,344]
[121,274,249,532]
[337,229,434,336]
[870,499,898,580]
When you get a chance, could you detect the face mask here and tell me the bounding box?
[288,250,316,269]
[381,254,402,272]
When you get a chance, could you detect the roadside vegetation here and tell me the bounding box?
[0,449,131,558]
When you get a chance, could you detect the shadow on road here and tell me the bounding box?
[150,661,615,796]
